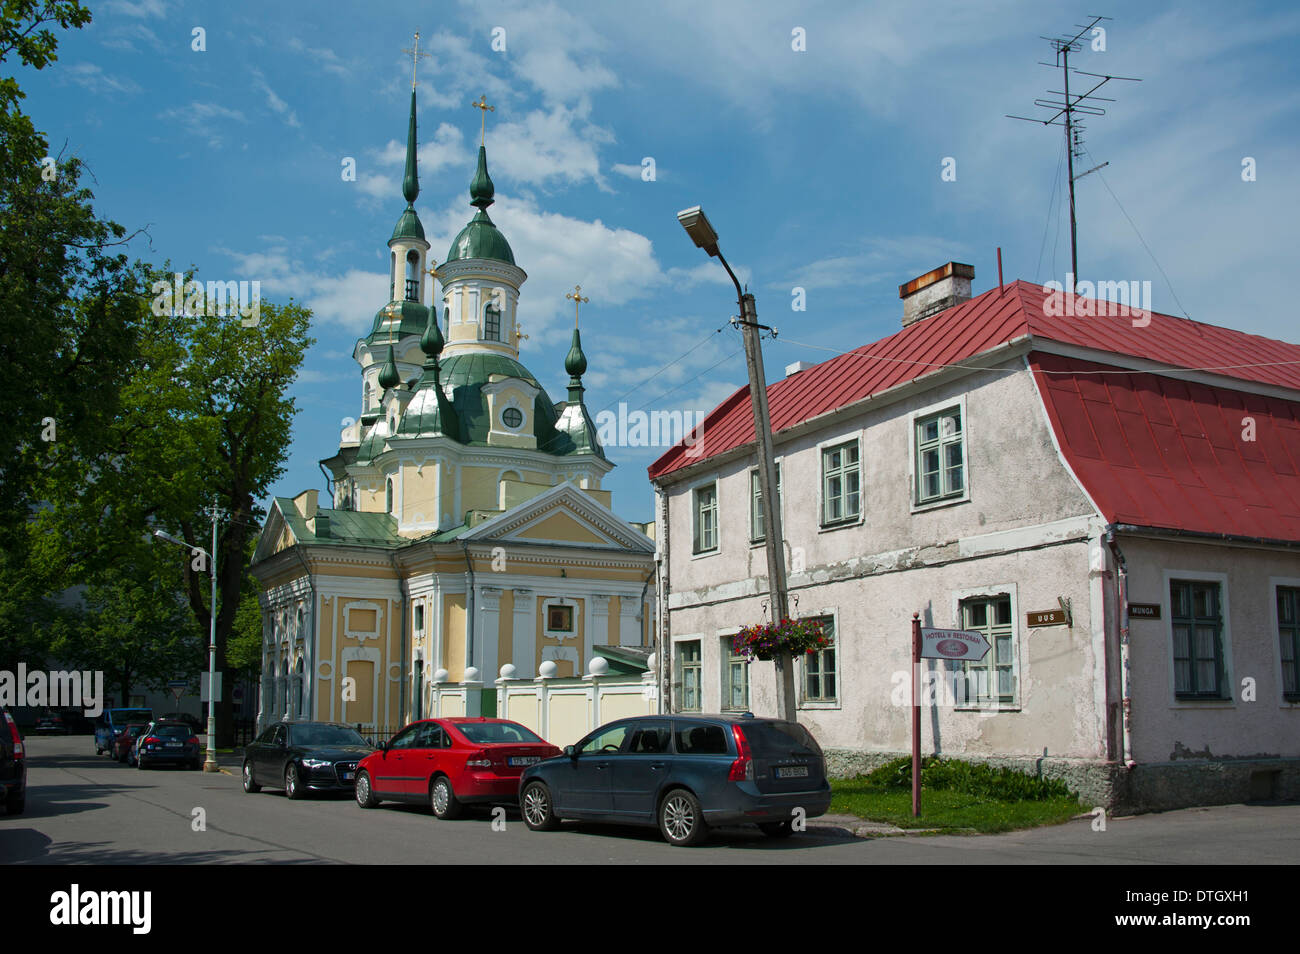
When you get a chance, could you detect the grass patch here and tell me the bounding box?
[829,757,1084,833]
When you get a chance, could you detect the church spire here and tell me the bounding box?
[378,344,401,390]
[402,86,419,205]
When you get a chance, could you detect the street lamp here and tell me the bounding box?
[154,510,220,772]
[676,205,796,721]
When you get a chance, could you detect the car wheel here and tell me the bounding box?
[659,789,707,847]
[759,820,795,838]
[429,775,462,820]
[285,764,302,800]
[521,781,561,831]
[242,761,261,793]
[355,770,379,809]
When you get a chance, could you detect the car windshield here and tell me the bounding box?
[738,721,822,757]
[153,725,192,738]
[455,722,544,745]
[290,725,367,747]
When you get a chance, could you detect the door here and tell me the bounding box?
[406,721,445,796]
[556,722,629,816]
[611,721,671,819]
[373,724,420,796]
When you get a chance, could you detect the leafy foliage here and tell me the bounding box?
[864,755,1076,801]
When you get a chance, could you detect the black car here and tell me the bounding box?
[2,708,27,815]
[518,713,832,846]
[134,721,202,770]
[33,710,69,735]
[158,712,204,736]
[243,721,374,799]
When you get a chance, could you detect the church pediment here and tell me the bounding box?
[463,482,654,553]
[252,500,299,565]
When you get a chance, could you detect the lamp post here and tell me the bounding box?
[154,503,220,772]
[676,206,796,721]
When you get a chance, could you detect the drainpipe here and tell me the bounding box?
[656,488,670,715]
[1104,527,1135,769]
[389,550,407,726]
[460,541,476,671]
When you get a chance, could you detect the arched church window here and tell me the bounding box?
[386,477,394,514]
[390,251,397,300]
[364,381,372,411]
[405,250,420,302]
[484,304,501,341]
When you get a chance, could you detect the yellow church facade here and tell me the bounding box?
[250,85,656,737]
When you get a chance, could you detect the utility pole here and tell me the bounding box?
[677,206,795,721]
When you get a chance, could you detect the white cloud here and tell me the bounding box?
[251,71,300,128]
[357,124,472,206]
[63,63,141,95]
[286,37,350,78]
[157,101,247,148]
[101,0,167,17]
[491,106,613,190]
[214,246,387,330]
[98,23,163,53]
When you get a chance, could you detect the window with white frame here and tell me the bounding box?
[801,615,837,704]
[484,304,501,341]
[915,406,964,504]
[750,463,782,543]
[693,483,718,553]
[677,640,702,711]
[957,595,1016,706]
[821,441,860,525]
[722,637,749,710]
[1171,580,1226,699]
[1278,586,1300,702]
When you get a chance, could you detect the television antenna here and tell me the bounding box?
[1007,15,1141,277]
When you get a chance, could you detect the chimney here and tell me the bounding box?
[785,360,812,378]
[899,262,974,327]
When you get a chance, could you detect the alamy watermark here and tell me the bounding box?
[594,403,705,455]
[0,665,104,717]
[1042,272,1152,326]
[151,273,261,327]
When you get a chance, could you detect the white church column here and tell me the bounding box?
[478,587,501,683]
[591,594,611,652]
[512,588,535,678]
[619,595,641,648]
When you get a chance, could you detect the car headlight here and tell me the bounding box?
[301,758,332,769]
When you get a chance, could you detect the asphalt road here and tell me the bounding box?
[4,735,1297,864]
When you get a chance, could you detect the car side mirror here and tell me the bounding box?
[379,739,389,752]
[563,745,577,759]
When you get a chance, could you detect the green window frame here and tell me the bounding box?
[749,463,782,543]
[916,407,964,504]
[677,641,702,712]
[1171,580,1226,699]
[801,616,837,703]
[693,483,718,553]
[821,441,860,525]
[958,595,1015,706]
[723,639,749,710]
[483,304,501,341]
[1280,587,1300,701]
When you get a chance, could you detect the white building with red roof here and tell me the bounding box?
[649,264,1300,810]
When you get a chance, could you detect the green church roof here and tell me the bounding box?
[366,299,430,346]
[446,210,515,265]
[391,205,426,243]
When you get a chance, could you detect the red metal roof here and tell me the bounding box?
[648,279,1300,481]
[1031,352,1300,541]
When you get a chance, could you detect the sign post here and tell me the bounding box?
[911,613,921,817]
[913,623,992,818]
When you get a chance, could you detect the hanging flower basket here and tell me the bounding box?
[732,617,830,662]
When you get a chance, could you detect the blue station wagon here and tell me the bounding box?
[518,713,832,846]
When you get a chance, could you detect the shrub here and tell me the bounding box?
[862,756,1074,801]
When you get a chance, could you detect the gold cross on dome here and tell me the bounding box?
[514,322,530,345]
[471,95,494,145]
[424,258,440,282]
[565,284,589,328]
[402,32,431,89]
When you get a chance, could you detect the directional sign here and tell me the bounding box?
[167,680,187,689]
[920,627,990,661]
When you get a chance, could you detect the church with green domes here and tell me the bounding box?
[250,81,656,736]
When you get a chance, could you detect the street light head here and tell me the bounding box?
[677,205,719,257]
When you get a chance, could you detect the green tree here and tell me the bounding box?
[38,279,314,742]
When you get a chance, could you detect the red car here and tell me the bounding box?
[355,717,560,819]
[113,723,148,763]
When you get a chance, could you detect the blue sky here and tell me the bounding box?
[18,0,1300,523]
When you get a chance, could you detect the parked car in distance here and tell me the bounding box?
[355,717,561,818]
[33,710,69,735]
[113,723,149,763]
[518,713,832,846]
[242,722,374,799]
[95,708,153,755]
[158,712,203,736]
[133,721,201,770]
[1,708,25,815]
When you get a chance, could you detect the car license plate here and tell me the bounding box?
[341,771,354,780]
[508,757,540,767]
[166,742,182,747]
[775,765,809,778]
